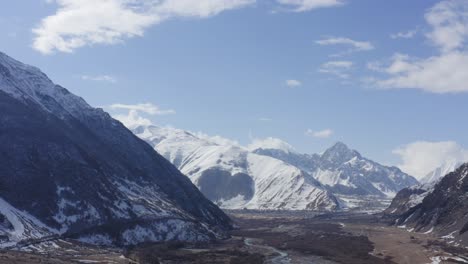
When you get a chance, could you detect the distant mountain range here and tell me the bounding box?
[135,126,419,211]
[133,126,339,211]
[0,52,231,247]
[254,142,418,198]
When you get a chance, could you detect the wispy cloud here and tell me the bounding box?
[248,137,296,152]
[390,29,418,39]
[369,0,468,93]
[110,103,176,115]
[110,103,175,129]
[276,0,344,12]
[285,79,302,87]
[33,0,255,54]
[194,132,241,147]
[426,0,468,52]
[305,128,334,138]
[316,37,374,56]
[258,117,273,122]
[81,75,117,83]
[318,60,353,79]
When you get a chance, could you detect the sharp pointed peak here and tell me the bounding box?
[330,141,350,150]
[322,141,361,163]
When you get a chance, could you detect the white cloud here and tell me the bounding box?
[390,29,418,39]
[425,0,468,52]
[110,103,176,115]
[109,103,175,129]
[276,0,344,12]
[369,0,468,93]
[81,74,117,83]
[371,51,468,93]
[156,0,255,17]
[248,137,296,153]
[305,128,333,138]
[318,60,353,79]
[285,79,302,87]
[194,132,241,147]
[33,0,255,54]
[259,117,273,122]
[316,37,374,56]
[393,141,468,179]
[113,109,153,129]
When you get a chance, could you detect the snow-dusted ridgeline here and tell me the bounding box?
[386,163,468,246]
[134,125,419,212]
[134,126,340,211]
[0,51,231,247]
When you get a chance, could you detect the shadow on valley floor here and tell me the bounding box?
[1,211,467,264]
[127,211,393,264]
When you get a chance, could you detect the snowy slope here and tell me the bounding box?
[135,125,417,211]
[0,51,231,247]
[0,198,59,248]
[134,126,339,211]
[420,161,463,185]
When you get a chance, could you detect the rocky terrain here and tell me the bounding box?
[386,163,468,246]
[1,211,464,264]
[0,51,231,248]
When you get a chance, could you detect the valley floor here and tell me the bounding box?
[0,211,467,264]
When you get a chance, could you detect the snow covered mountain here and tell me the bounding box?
[384,182,434,216]
[420,161,463,185]
[386,163,468,246]
[0,52,231,247]
[134,125,417,211]
[254,142,419,209]
[385,162,463,216]
[134,126,340,211]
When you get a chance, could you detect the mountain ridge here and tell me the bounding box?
[135,125,340,211]
[135,125,418,211]
[0,51,231,247]
[254,142,418,199]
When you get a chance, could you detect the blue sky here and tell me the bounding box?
[1,0,468,178]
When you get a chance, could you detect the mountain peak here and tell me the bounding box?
[0,51,93,120]
[330,141,350,150]
[0,52,232,246]
[0,51,41,74]
[321,142,361,164]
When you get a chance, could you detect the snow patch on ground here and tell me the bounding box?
[0,198,58,248]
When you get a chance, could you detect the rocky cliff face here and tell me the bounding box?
[386,163,468,245]
[0,52,231,247]
[384,185,431,216]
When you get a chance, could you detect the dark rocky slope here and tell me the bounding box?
[386,163,468,245]
[0,51,231,247]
